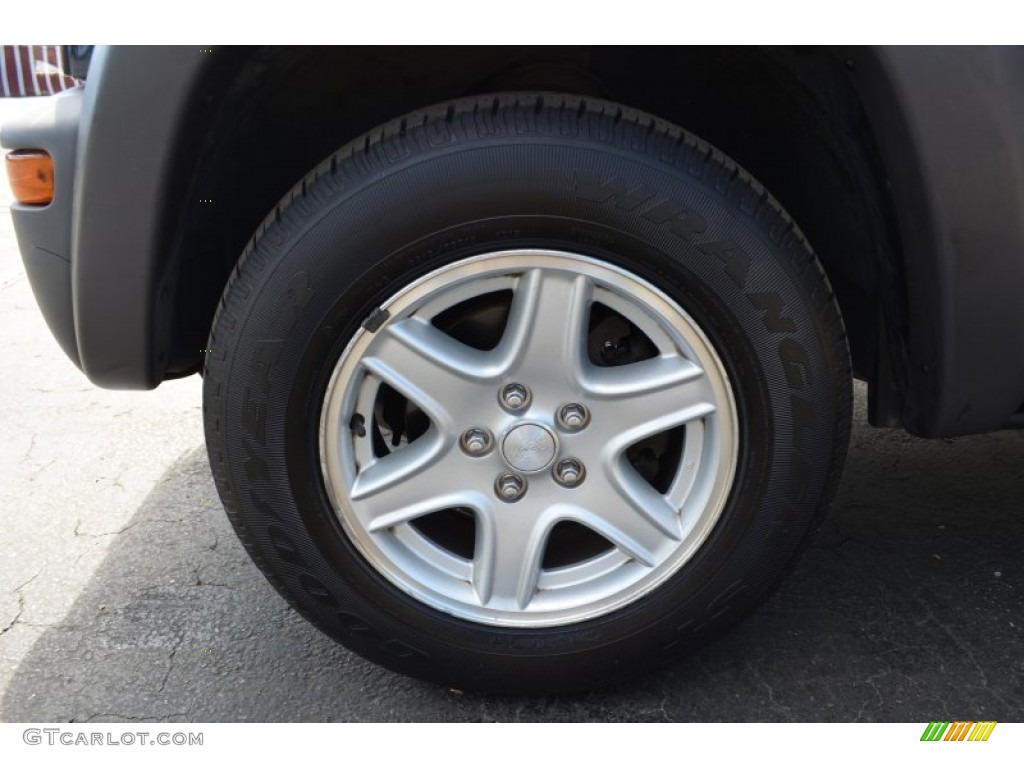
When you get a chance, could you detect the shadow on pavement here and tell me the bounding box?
[3,426,1023,722]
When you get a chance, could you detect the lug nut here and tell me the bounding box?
[495,472,527,502]
[554,458,585,488]
[499,383,531,411]
[460,427,493,456]
[558,403,589,431]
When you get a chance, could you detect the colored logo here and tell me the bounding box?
[920,721,997,741]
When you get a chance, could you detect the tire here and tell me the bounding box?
[203,93,851,694]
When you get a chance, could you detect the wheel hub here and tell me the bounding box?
[501,422,557,473]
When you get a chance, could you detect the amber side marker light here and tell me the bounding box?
[5,149,54,205]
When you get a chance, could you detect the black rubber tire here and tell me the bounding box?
[203,93,851,694]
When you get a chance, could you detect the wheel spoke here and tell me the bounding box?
[587,355,716,451]
[364,318,496,430]
[604,460,684,542]
[351,434,482,532]
[496,268,592,383]
[472,507,550,609]
[559,499,661,567]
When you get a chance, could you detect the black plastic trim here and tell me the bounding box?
[71,46,214,388]
[849,46,1024,436]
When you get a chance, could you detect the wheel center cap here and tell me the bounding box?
[502,423,557,473]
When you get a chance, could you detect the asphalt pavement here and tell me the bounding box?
[0,98,1022,722]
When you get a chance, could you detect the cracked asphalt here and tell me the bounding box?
[1,99,1022,723]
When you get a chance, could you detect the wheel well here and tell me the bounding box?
[166,46,901,393]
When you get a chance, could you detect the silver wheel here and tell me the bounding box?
[319,249,739,627]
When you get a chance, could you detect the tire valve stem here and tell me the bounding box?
[349,413,367,437]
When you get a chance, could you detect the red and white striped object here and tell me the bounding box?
[1,45,78,97]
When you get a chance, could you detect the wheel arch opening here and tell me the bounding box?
[163,45,903,413]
